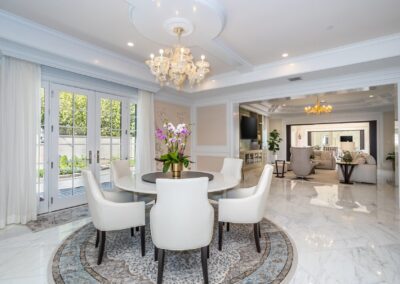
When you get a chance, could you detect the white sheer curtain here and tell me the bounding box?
[135,90,156,174]
[0,56,41,228]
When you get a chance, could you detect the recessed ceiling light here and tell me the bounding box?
[369,95,374,98]
[193,5,197,12]
[127,42,134,47]
[175,10,179,15]
[320,100,326,103]
[282,53,289,58]
[156,2,160,7]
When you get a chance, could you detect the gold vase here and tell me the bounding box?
[171,162,183,178]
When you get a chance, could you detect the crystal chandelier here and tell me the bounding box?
[304,97,333,114]
[145,27,210,90]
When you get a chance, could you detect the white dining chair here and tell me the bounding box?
[82,170,146,265]
[209,157,243,203]
[218,164,273,253]
[111,159,154,204]
[150,177,214,284]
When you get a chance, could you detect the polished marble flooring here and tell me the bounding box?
[0,172,399,283]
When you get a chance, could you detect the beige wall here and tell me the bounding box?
[196,104,227,145]
[154,100,191,170]
[196,155,225,172]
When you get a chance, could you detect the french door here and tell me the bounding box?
[48,84,133,211]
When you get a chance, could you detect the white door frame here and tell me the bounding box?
[48,83,96,211]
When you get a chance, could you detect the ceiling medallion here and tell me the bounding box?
[304,97,333,114]
[145,26,210,90]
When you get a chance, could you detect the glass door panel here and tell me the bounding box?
[50,85,95,211]
[99,97,122,190]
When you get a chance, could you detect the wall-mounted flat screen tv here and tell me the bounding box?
[340,136,353,142]
[240,116,257,139]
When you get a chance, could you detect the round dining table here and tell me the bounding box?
[114,171,240,195]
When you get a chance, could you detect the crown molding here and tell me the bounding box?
[0,9,159,92]
[191,33,400,93]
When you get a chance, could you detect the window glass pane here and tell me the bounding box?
[129,103,137,170]
[37,87,46,200]
[59,92,73,127]
[73,94,87,128]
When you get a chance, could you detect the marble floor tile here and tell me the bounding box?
[0,175,399,284]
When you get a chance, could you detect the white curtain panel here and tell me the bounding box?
[135,90,156,174]
[0,56,41,228]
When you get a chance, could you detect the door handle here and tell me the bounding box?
[88,150,92,164]
[97,150,100,163]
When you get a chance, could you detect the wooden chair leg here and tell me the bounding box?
[157,249,165,284]
[97,231,106,265]
[227,222,230,232]
[140,225,146,256]
[201,246,209,284]
[154,246,158,261]
[131,228,134,237]
[218,222,223,251]
[258,222,261,238]
[95,229,100,248]
[253,223,261,253]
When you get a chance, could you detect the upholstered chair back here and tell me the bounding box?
[220,158,243,182]
[111,160,131,181]
[150,177,214,251]
[82,170,106,230]
[290,147,314,177]
[253,164,273,221]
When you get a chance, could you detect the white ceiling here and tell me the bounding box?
[241,84,396,116]
[0,0,399,80]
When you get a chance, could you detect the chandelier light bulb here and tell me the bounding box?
[150,53,154,59]
[201,55,205,61]
[159,49,164,55]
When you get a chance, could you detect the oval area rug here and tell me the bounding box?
[52,217,295,283]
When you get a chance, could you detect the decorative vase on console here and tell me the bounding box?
[155,121,192,178]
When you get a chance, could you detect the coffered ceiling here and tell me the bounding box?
[0,0,400,92]
[240,84,396,116]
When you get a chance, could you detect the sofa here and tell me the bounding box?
[337,152,377,184]
[313,150,336,170]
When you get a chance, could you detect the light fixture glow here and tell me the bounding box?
[145,27,210,90]
[127,42,134,47]
[369,95,374,98]
[193,5,197,12]
[304,97,333,115]
[282,53,289,58]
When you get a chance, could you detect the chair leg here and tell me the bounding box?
[131,228,134,237]
[258,222,261,238]
[97,231,106,265]
[207,245,210,259]
[136,227,139,232]
[157,249,165,284]
[201,246,209,284]
[227,222,230,232]
[253,223,261,253]
[95,229,100,248]
[218,222,223,251]
[140,225,146,257]
[154,246,158,261]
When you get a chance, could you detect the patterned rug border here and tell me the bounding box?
[51,217,297,284]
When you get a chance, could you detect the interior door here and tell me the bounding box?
[49,84,96,211]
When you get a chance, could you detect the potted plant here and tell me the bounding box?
[268,129,283,162]
[386,152,395,171]
[155,122,192,178]
[341,151,353,163]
